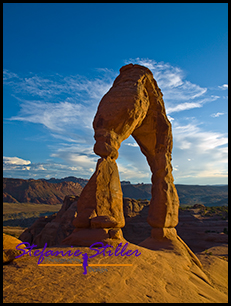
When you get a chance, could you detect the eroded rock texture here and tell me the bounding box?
[62,158,125,246]
[64,63,179,246]
[72,157,125,229]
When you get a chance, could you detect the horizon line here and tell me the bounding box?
[3,176,228,186]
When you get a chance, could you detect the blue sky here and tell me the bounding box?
[3,3,228,185]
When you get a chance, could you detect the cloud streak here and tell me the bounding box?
[3,156,31,166]
[3,69,114,102]
[3,156,32,171]
[125,58,220,115]
[171,119,228,184]
[211,112,225,118]
[3,156,95,179]
[9,99,94,133]
[4,69,116,139]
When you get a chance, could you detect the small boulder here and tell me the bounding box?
[3,233,27,264]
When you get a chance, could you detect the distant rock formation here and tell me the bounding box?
[3,178,82,204]
[120,181,131,185]
[123,197,149,218]
[121,184,152,200]
[4,176,228,205]
[41,176,89,188]
[63,63,180,247]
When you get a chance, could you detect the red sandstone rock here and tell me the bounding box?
[90,216,118,228]
[93,63,179,230]
[72,157,125,229]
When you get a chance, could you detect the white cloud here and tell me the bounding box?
[218,84,228,90]
[3,157,96,179]
[124,143,139,147]
[5,69,115,136]
[3,157,32,171]
[3,70,20,81]
[117,163,150,182]
[167,115,174,123]
[49,142,98,176]
[67,154,96,167]
[173,121,228,152]
[50,133,86,143]
[3,156,31,166]
[211,112,225,118]
[3,157,49,172]
[35,165,47,171]
[9,99,95,133]
[171,119,228,183]
[167,102,203,114]
[167,96,220,114]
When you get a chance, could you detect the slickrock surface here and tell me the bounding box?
[3,205,228,303]
[3,242,227,303]
[176,208,228,253]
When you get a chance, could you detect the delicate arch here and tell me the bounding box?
[64,63,179,247]
[93,63,179,228]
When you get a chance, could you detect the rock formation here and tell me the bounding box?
[63,63,180,247]
[18,195,149,248]
[3,234,27,264]
[19,196,78,248]
[62,158,125,246]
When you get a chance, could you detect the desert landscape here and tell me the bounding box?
[3,199,228,303]
[3,179,228,303]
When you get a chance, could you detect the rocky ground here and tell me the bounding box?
[3,242,228,303]
[3,201,228,303]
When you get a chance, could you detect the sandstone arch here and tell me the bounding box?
[63,63,180,246]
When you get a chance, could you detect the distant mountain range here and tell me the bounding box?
[40,176,88,188]
[3,177,82,205]
[3,177,228,207]
[127,183,228,207]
